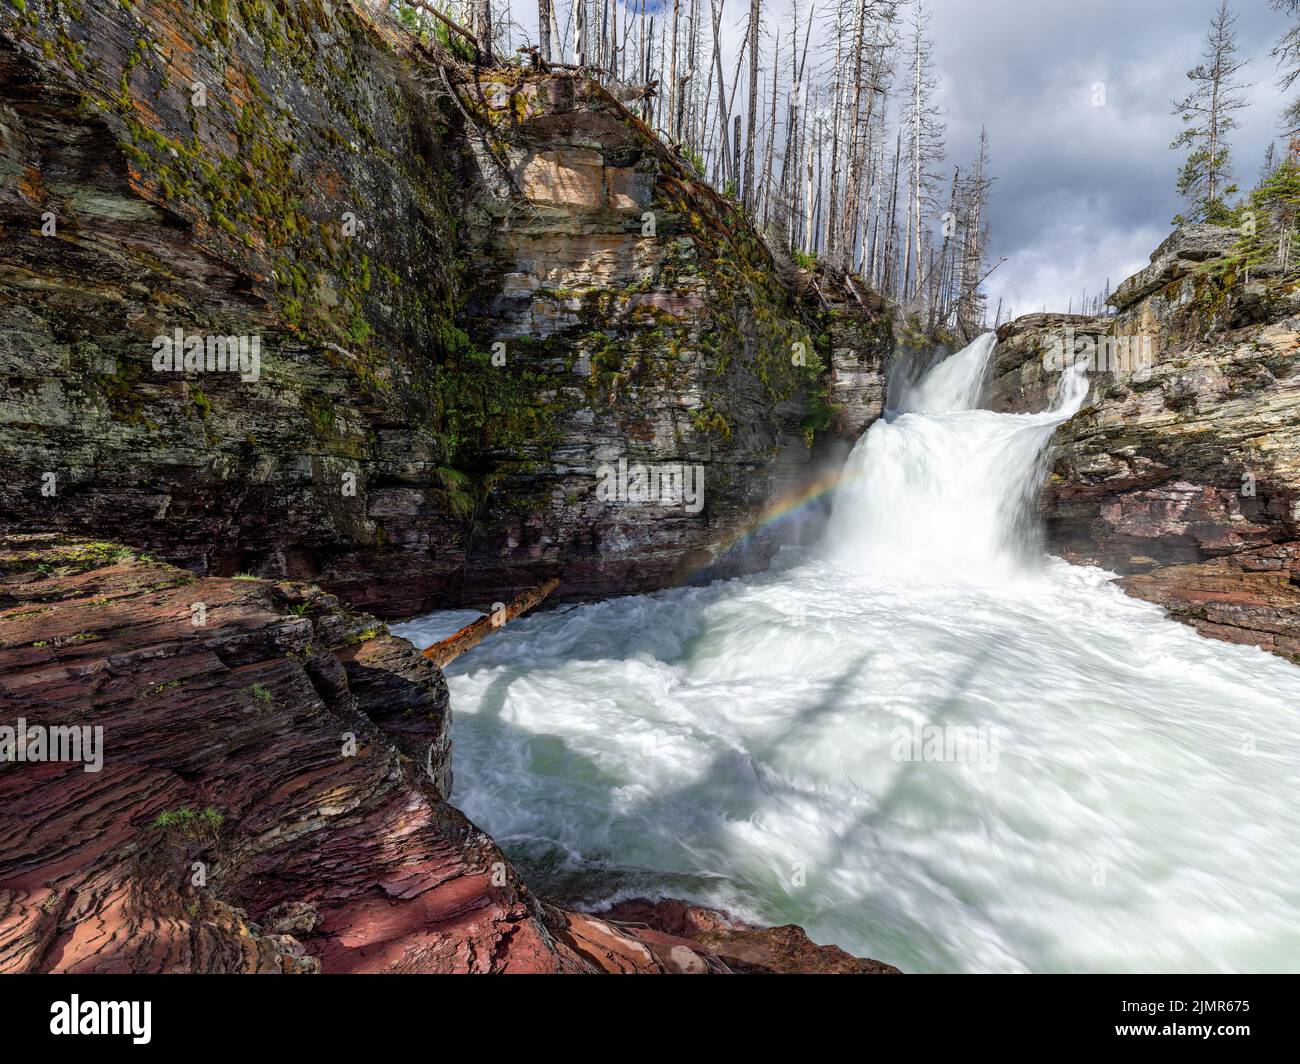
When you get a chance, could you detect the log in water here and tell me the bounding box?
[421,577,560,668]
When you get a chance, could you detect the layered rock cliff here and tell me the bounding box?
[0,0,889,618]
[0,536,897,974]
[988,225,1300,663]
[0,1,903,975]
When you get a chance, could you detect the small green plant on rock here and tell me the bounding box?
[151,806,225,841]
[190,387,212,419]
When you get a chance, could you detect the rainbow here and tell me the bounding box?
[681,465,853,577]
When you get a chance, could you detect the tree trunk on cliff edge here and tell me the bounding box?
[475,1,493,64]
[743,0,760,210]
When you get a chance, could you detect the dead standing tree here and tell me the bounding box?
[392,0,997,322]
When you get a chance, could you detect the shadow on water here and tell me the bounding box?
[448,601,1003,969]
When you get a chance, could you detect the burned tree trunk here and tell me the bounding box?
[539,0,553,63]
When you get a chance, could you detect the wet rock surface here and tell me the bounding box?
[0,2,889,618]
[600,898,902,974]
[0,1,898,977]
[1118,547,1300,665]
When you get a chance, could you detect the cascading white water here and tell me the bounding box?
[824,332,1089,577]
[895,330,1000,414]
[395,335,1300,973]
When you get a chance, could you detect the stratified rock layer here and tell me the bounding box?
[988,226,1300,663]
[0,2,888,617]
[0,533,547,974]
[0,537,898,974]
[601,898,902,974]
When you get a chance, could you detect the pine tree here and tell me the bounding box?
[1261,140,1279,183]
[1170,1,1250,224]
[1236,158,1300,279]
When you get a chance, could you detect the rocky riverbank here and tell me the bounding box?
[0,535,898,974]
[0,0,904,977]
[17,0,1298,978]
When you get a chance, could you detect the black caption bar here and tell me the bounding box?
[2,973,1293,1052]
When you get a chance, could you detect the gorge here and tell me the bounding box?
[3,0,1300,979]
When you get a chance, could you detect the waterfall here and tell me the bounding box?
[824,333,1089,579]
[893,331,1000,414]
[396,330,1300,975]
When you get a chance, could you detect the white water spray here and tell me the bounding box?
[396,335,1300,973]
[825,332,1088,578]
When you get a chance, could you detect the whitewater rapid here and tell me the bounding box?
[396,334,1300,973]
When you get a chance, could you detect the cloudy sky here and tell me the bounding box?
[505,0,1297,316]
[924,0,1294,318]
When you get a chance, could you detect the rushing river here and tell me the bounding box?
[395,334,1300,973]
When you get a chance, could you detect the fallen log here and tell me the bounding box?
[421,577,560,668]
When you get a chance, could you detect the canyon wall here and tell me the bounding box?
[0,0,896,976]
[989,225,1300,663]
[0,0,890,618]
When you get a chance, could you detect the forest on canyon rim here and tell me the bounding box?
[398,0,1300,327]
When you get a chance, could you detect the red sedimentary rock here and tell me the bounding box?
[0,536,899,974]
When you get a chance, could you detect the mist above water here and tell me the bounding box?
[824,332,1089,578]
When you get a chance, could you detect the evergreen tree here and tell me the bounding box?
[1261,140,1279,183]
[1235,158,1300,280]
[1170,1,1250,224]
